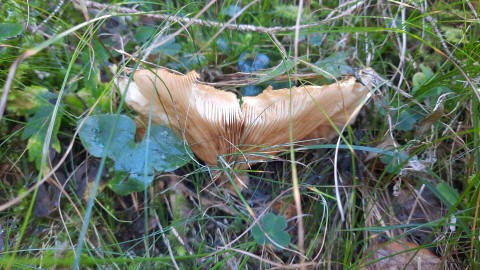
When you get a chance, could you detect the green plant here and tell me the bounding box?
[78,114,192,195]
[252,212,291,250]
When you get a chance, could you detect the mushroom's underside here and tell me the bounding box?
[118,68,370,189]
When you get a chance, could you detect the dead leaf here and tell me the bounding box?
[414,93,450,138]
[365,136,399,162]
[361,240,442,270]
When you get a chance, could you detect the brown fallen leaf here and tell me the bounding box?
[414,93,450,139]
[361,240,442,270]
[365,136,400,162]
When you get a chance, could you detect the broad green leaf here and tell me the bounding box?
[312,52,354,79]
[78,114,134,157]
[221,4,242,17]
[78,114,192,195]
[257,59,295,84]
[151,38,181,56]
[108,171,146,196]
[0,23,23,40]
[435,182,460,208]
[134,26,157,43]
[21,90,62,170]
[380,150,409,174]
[252,213,291,249]
[134,26,181,55]
[393,108,422,131]
[274,5,300,21]
[412,64,451,101]
[148,125,192,172]
[168,53,207,71]
[412,72,427,87]
[441,26,467,43]
[8,86,57,115]
[419,63,434,79]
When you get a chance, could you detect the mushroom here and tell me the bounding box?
[117,68,370,189]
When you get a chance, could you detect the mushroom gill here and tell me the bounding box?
[118,68,370,187]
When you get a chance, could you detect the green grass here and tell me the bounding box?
[1,0,479,269]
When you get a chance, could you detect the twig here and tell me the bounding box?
[74,0,350,34]
[154,213,181,270]
[31,0,66,33]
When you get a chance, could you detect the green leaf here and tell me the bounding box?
[21,91,62,170]
[435,182,460,208]
[380,150,409,174]
[150,38,181,56]
[78,114,134,157]
[9,86,57,115]
[78,114,192,195]
[393,107,422,131]
[257,59,295,84]
[418,63,434,79]
[411,64,451,102]
[221,4,242,17]
[274,5,300,21]
[134,26,157,43]
[252,213,291,249]
[108,171,147,196]
[441,26,467,44]
[167,53,207,71]
[0,23,23,40]
[412,72,427,87]
[311,51,354,79]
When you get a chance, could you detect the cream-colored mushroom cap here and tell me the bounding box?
[118,68,369,167]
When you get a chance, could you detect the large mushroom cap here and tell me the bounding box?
[118,68,370,167]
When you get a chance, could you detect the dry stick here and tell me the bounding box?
[293,0,303,75]
[472,181,480,259]
[76,0,91,21]
[391,0,407,89]
[292,0,306,268]
[141,0,217,61]
[31,0,65,33]
[74,0,350,34]
[154,213,181,270]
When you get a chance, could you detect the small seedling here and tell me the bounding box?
[252,212,291,250]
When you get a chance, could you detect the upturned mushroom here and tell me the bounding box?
[117,68,370,190]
